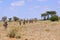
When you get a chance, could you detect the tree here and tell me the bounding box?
[2,16,7,22]
[46,11,56,20]
[46,12,50,20]
[47,11,56,16]
[41,13,47,20]
[13,16,19,21]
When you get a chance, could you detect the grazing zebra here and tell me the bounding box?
[23,19,26,25]
[3,21,8,29]
[25,19,28,23]
[19,20,21,25]
[29,19,33,23]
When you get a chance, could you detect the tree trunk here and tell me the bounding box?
[47,14,49,20]
[44,16,46,20]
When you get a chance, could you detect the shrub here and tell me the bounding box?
[50,15,59,21]
[15,34,21,39]
[7,29,16,38]
[7,27,21,38]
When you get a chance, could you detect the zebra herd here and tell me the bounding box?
[3,19,37,29]
[19,19,37,25]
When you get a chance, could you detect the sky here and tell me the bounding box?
[0,0,60,19]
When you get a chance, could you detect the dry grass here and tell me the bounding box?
[0,21,60,40]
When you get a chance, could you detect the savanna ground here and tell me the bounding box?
[0,21,60,40]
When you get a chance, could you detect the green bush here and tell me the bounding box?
[15,34,21,39]
[7,29,16,38]
[7,28,21,39]
[13,16,19,21]
[50,15,59,21]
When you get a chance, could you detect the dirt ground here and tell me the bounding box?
[0,21,60,40]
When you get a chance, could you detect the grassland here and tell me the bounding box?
[0,21,60,40]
